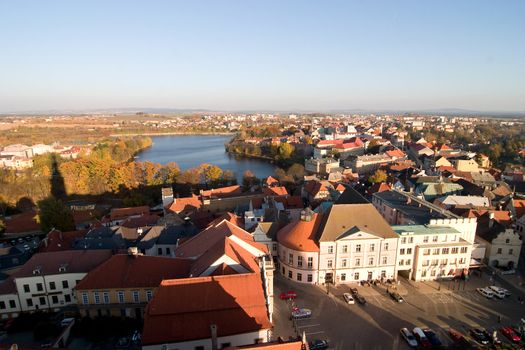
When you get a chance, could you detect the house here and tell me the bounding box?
[414,178,463,201]
[0,250,112,317]
[39,229,87,252]
[75,251,193,319]
[137,222,199,257]
[3,210,42,237]
[433,195,490,210]
[73,226,126,251]
[278,188,399,285]
[104,206,150,227]
[141,273,272,350]
[302,180,332,203]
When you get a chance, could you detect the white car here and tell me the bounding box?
[400,328,418,347]
[476,287,494,299]
[291,308,312,319]
[489,285,511,297]
[343,293,355,304]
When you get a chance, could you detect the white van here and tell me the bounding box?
[488,286,506,299]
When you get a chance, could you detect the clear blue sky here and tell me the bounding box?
[1,0,524,112]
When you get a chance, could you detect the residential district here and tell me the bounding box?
[1,113,525,350]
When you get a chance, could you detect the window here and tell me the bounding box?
[288,270,292,279]
[62,280,69,289]
[450,258,457,264]
[430,270,436,277]
[341,259,347,267]
[451,235,456,241]
[220,343,231,349]
[423,249,430,255]
[433,248,440,255]
[327,246,333,254]
[51,296,58,304]
[307,274,313,282]
[94,292,100,304]
[297,256,303,267]
[460,247,468,254]
[356,244,361,252]
[433,236,438,242]
[423,236,429,243]
[118,291,125,304]
[307,257,313,268]
[0,301,5,310]
[23,284,30,293]
[406,248,412,254]
[497,248,502,254]
[64,294,71,303]
[422,260,429,266]
[165,247,171,255]
[288,253,293,264]
[354,272,360,280]
[509,249,514,255]
[432,259,439,266]
[398,259,404,266]
[369,257,374,266]
[421,270,427,277]
[382,256,387,265]
[195,346,205,350]
[103,292,110,304]
[39,297,46,305]
[370,244,375,252]
[408,237,413,243]
[132,291,140,303]
[157,247,162,255]
[327,259,333,268]
[36,283,43,292]
[341,273,346,281]
[401,237,406,244]
[49,281,56,290]
[505,239,510,244]
[272,243,277,252]
[442,248,449,254]
[342,245,348,253]
[9,300,15,308]
[441,259,448,265]
[355,258,360,267]
[26,299,33,307]
[384,242,389,250]
[146,290,153,301]
[400,248,405,255]
[297,273,302,282]
[451,247,458,254]
[82,293,89,305]
[459,258,466,264]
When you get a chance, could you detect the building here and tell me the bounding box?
[75,252,193,319]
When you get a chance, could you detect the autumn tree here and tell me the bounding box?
[368,169,388,184]
[278,143,294,160]
[200,164,223,187]
[242,170,259,189]
[37,197,75,233]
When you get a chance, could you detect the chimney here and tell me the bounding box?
[210,324,218,350]
[128,247,139,257]
[489,212,495,228]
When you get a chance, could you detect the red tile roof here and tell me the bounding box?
[110,206,150,221]
[273,196,304,209]
[120,213,160,228]
[39,229,87,252]
[14,250,112,278]
[75,254,192,290]
[167,194,202,214]
[142,273,271,345]
[4,210,41,234]
[277,214,322,252]
[385,148,406,158]
[513,199,525,219]
[263,186,289,196]
[463,210,512,227]
[206,213,244,229]
[226,341,304,349]
[201,185,242,198]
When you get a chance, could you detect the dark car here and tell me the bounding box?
[470,328,490,345]
[350,287,358,295]
[422,328,442,346]
[389,291,404,303]
[308,339,329,350]
[354,294,367,305]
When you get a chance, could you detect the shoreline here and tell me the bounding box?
[110,132,235,137]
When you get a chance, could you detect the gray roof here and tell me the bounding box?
[138,223,199,249]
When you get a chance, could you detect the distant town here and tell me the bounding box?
[0,112,525,349]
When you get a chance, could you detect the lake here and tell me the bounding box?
[135,135,277,182]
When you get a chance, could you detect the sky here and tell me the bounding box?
[0,0,524,113]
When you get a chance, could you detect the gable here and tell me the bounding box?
[336,227,383,241]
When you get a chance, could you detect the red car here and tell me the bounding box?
[500,327,521,343]
[280,290,297,300]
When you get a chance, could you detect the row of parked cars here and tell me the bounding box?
[343,288,366,305]
[476,285,511,299]
[401,325,522,348]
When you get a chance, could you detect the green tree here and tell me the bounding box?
[37,197,75,233]
[368,169,388,184]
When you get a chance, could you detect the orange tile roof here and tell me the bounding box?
[14,250,112,278]
[110,206,150,221]
[76,254,192,290]
[263,186,289,196]
[464,209,512,226]
[142,273,271,345]
[277,214,322,252]
[265,176,279,186]
[273,196,304,209]
[513,199,525,219]
[201,185,242,198]
[167,194,202,214]
[385,148,406,158]
[206,212,243,228]
[226,341,304,349]
[4,210,41,234]
[176,220,268,258]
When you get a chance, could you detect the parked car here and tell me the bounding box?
[280,290,297,300]
[400,328,418,348]
[476,287,494,299]
[489,285,511,297]
[422,328,442,347]
[448,328,472,348]
[291,308,311,319]
[487,286,506,299]
[389,291,404,303]
[343,293,355,304]
[500,326,520,343]
[131,330,141,344]
[354,294,366,305]
[469,328,490,345]
[412,327,432,348]
[349,287,358,295]
[308,339,329,350]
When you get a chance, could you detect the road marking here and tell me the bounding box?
[306,331,325,335]
[297,323,321,328]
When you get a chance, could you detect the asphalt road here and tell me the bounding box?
[273,272,525,350]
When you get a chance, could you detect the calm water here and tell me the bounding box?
[135,135,276,182]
